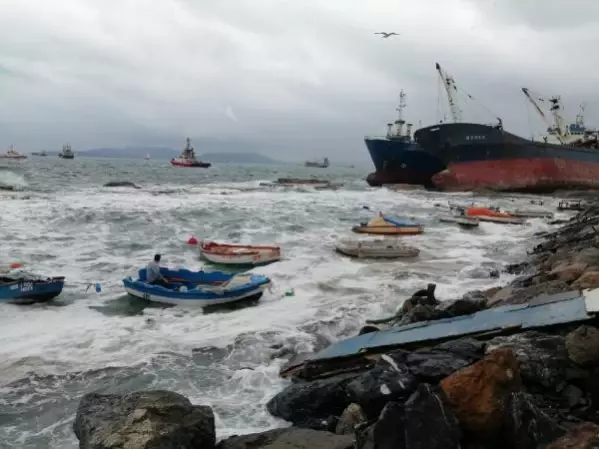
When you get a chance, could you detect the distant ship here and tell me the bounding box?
[365,90,445,187]
[305,157,329,168]
[144,152,150,160]
[170,137,211,168]
[58,143,75,159]
[414,63,599,192]
[31,150,47,156]
[0,145,27,160]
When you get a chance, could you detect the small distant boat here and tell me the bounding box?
[465,207,526,224]
[199,240,282,266]
[0,145,27,160]
[144,153,150,160]
[31,150,47,156]
[0,270,65,304]
[123,267,271,307]
[352,213,424,235]
[438,215,479,228]
[505,208,554,219]
[263,178,343,190]
[335,238,419,258]
[170,137,211,168]
[557,200,587,211]
[305,157,329,168]
[59,143,75,159]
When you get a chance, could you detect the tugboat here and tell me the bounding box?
[58,143,75,159]
[414,63,599,192]
[0,145,27,160]
[305,157,329,168]
[364,90,445,187]
[170,138,211,168]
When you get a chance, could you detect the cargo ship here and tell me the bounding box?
[414,64,599,192]
[365,90,445,187]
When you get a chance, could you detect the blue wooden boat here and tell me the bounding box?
[122,267,271,307]
[0,272,65,304]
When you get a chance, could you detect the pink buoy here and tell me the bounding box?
[187,236,198,245]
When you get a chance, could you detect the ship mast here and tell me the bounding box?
[521,88,565,145]
[436,62,463,123]
[394,89,407,136]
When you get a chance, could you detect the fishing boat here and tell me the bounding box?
[0,269,65,304]
[335,238,419,258]
[144,153,150,160]
[122,267,271,307]
[365,90,446,187]
[438,214,479,228]
[199,240,282,266]
[465,207,526,225]
[505,208,554,219]
[352,213,424,235]
[305,157,329,168]
[58,143,75,159]
[31,150,47,156]
[170,137,211,168]
[414,63,599,192]
[0,145,27,160]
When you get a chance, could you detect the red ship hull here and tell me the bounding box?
[432,158,599,192]
[170,160,211,168]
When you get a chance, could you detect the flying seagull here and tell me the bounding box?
[374,32,399,38]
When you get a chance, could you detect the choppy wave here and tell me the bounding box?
[0,158,572,448]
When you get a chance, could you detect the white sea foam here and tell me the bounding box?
[0,168,571,448]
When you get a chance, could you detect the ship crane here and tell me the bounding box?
[436,62,463,123]
[521,88,566,145]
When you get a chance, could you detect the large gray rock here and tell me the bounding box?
[217,428,353,449]
[73,390,215,449]
[566,325,599,367]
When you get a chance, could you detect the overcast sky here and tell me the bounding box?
[0,0,597,161]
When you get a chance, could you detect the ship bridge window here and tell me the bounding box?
[466,135,487,141]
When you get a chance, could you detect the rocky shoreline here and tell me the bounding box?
[73,203,599,449]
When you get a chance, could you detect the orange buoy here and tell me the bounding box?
[9,262,22,269]
[187,236,198,245]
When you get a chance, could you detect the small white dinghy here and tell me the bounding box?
[438,215,479,228]
[505,208,554,219]
[335,238,419,259]
[199,240,282,267]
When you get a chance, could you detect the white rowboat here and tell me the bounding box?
[199,240,282,266]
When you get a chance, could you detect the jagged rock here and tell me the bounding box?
[550,262,587,283]
[266,373,357,430]
[562,384,584,408]
[435,293,487,318]
[566,325,599,367]
[504,391,566,449]
[574,271,599,289]
[486,332,570,390]
[544,422,599,449]
[217,428,354,449]
[357,384,460,449]
[574,247,599,266]
[73,390,215,449]
[335,403,367,435]
[434,338,486,362]
[489,280,573,306]
[404,350,474,382]
[103,181,141,189]
[346,355,418,419]
[440,348,522,438]
[397,303,440,325]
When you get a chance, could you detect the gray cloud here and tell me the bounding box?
[0,0,597,162]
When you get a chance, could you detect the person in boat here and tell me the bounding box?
[147,254,169,287]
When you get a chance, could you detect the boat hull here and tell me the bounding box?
[59,155,74,159]
[0,277,65,304]
[170,160,211,168]
[122,268,270,307]
[351,225,423,235]
[414,123,599,192]
[364,137,446,187]
[438,215,479,227]
[199,241,281,267]
[335,240,419,258]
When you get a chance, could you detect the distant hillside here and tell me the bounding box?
[199,152,278,164]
